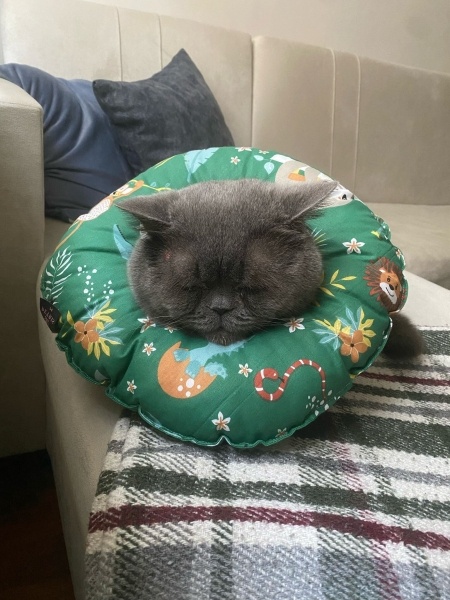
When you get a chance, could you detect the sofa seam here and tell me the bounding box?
[115,7,123,80]
[250,37,255,146]
[330,47,336,177]
[353,54,361,192]
[158,15,163,69]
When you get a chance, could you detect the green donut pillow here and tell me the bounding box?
[40,147,408,448]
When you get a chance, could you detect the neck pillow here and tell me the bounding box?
[40,147,407,448]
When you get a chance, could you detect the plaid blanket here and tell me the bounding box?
[86,327,450,600]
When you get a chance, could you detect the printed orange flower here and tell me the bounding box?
[339,329,369,363]
[74,319,100,350]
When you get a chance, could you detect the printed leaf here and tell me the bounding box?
[345,307,359,330]
[330,270,339,283]
[154,156,175,169]
[331,283,346,290]
[113,224,133,260]
[99,339,110,356]
[43,247,73,303]
[66,311,74,327]
[254,155,264,162]
[102,327,123,335]
[320,287,335,297]
[94,343,101,360]
[363,330,376,338]
[185,148,219,182]
[357,307,363,324]
[264,161,275,175]
[341,276,357,281]
[319,335,338,345]
[97,315,114,324]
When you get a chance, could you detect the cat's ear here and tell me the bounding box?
[280,180,337,225]
[119,191,179,233]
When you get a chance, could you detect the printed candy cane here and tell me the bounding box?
[254,359,327,402]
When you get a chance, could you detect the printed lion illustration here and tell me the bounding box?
[363,257,405,312]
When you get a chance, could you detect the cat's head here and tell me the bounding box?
[120,178,336,345]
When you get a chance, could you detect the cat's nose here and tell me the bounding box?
[208,294,234,316]
[212,306,231,316]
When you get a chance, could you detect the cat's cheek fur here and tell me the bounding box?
[127,243,171,321]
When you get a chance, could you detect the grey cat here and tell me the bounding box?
[120,179,423,356]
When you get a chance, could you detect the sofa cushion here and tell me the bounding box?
[40,147,408,448]
[93,49,234,175]
[0,64,133,222]
[366,203,450,290]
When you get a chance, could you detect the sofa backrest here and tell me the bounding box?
[2,0,449,205]
[0,0,253,147]
[253,36,450,205]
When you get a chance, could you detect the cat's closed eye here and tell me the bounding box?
[238,286,266,298]
[181,282,207,293]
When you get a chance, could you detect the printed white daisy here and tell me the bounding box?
[143,342,156,355]
[238,363,253,378]
[236,147,252,152]
[127,380,137,394]
[284,317,305,333]
[343,238,365,254]
[230,156,241,165]
[212,412,231,431]
[138,316,156,333]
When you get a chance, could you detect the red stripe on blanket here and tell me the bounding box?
[89,505,450,550]
[359,372,449,387]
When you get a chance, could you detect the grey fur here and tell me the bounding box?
[120,178,423,356]
[120,178,336,345]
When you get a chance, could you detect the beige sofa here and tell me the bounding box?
[1,0,450,597]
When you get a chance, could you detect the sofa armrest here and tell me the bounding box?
[0,78,46,456]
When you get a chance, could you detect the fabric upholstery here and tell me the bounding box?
[0,0,121,79]
[0,64,132,221]
[252,36,450,206]
[93,50,234,175]
[0,77,45,456]
[366,203,450,289]
[159,15,253,148]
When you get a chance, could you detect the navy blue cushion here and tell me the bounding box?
[0,64,132,222]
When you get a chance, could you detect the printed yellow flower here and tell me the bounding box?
[339,329,369,363]
[74,319,99,350]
